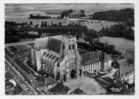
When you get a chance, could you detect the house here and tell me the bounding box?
[119,59,134,84]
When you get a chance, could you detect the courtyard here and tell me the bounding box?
[64,76,106,95]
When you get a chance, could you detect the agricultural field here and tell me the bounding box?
[99,36,134,54]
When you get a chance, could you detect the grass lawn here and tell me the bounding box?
[99,36,134,54]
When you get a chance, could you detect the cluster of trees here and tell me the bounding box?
[77,29,121,55]
[5,22,20,43]
[60,9,73,18]
[38,25,87,36]
[84,29,99,42]
[99,24,134,40]
[39,22,87,35]
[78,41,121,55]
[5,21,40,43]
[6,21,122,56]
[40,21,62,27]
[29,14,51,19]
[91,8,134,26]
[5,21,88,43]
[60,9,85,18]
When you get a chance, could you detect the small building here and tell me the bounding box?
[67,10,85,18]
[119,59,134,84]
[119,49,134,84]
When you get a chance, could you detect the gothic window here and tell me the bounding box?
[72,44,75,49]
[52,56,55,60]
[62,44,65,50]
[46,53,49,57]
[43,52,47,56]
[69,45,72,50]
[56,58,59,62]
[49,54,53,58]
[69,44,75,50]
[57,63,60,67]
[35,45,40,51]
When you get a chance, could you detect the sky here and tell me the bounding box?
[5,3,134,18]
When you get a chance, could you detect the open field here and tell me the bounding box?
[99,36,134,53]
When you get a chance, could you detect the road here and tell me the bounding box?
[6,58,38,95]
[5,46,39,95]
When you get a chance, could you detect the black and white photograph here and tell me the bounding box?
[5,3,134,95]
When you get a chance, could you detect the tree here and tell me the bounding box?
[80,9,85,17]
[125,49,134,64]
[91,8,134,26]
[99,24,134,40]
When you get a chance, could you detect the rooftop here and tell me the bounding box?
[81,51,112,66]
[118,59,134,78]
[34,35,73,54]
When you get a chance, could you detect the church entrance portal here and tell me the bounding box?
[70,69,76,79]
[56,72,60,81]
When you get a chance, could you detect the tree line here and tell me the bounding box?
[5,21,122,56]
[99,24,134,40]
[91,8,134,26]
[5,21,87,43]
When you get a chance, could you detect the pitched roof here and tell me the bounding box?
[81,52,100,66]
[34,35,65,54]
